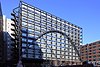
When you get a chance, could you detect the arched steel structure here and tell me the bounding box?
[35,30,81,62]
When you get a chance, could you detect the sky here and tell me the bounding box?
[0,0,100,44]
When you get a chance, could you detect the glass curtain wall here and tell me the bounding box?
[18,1,82,64]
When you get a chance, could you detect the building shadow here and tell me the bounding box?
[0,31,44,67]
[21,28,44,67]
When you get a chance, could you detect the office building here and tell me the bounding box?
[11,1,83,66]
[81,40,100,66]
[0,2,5,65]
[0,2,13,65]
[0,15,14,66]
[3,15,14,61]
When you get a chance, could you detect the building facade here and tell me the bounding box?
[0,3,13,66]
[0,2,5,65]
[11,1,83,66]
[3,15,14,61]
[81,40,100,66]
[0,15,14,66]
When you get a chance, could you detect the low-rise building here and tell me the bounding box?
[81,40,100,66]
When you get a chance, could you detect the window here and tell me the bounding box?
[93,58,96,61]
[89,50,91,52]
[22,38,27,42]
[93,56,96,58]
[22,33,27,36]
[22,43,27,47]
[98,48,100,50]
[89,56,91,58]
[98,55,100,57]
[22,28,27,31]
[89,59,91,61]
[28,39,33,43]
[93,51,96,54]
[98,58,100,61]
[93,46,96,48]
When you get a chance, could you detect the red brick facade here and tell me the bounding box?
[80,40,100,66]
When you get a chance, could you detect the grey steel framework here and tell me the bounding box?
[12,1,82,65]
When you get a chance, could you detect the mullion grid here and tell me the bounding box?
[34,8,41,59]
[20,1,82,62]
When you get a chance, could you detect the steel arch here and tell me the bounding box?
[35,30,81,61]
